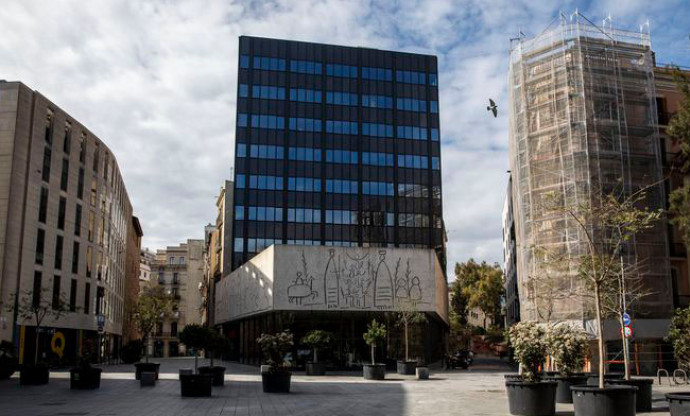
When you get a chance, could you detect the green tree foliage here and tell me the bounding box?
[668,69,690,173]
[508,322,547,382]
[178,324,212,372]
[300,330,333,363]
[668,69,690,246]
[395,300,427,362]
[256,331,293,373]
[666,307,690,371]
[132,284,172,363]
[546,325,588,377]
[363,319,387,365]
[452,259,504,328]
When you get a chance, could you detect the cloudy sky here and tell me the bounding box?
[2,0,689,277]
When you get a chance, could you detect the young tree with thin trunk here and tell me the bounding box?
[543,186,661,388]
[9,288,70,364]
[132,284,172,363]
[395,299,427,363]
[363,320,387,365]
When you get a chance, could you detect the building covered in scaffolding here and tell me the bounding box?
[508,13,673,370]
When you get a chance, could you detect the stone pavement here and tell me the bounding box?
[0,356,681,416]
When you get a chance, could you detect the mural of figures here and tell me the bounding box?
[287,252,320,305]
[216,245,441,324]
[374,250,394,309]
[324,249,340,308]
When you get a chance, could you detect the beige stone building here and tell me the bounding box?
[0,81,136,363]
[150,240,204,357]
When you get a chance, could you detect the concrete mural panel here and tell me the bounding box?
[215,245,447,324]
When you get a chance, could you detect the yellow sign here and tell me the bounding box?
[51,332,65,358]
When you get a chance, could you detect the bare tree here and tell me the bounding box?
[9,288,70,364]
[541,185,661,388]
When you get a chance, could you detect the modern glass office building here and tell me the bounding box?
[231,36,445,272]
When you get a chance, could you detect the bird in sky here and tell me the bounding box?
[487,98,498,118]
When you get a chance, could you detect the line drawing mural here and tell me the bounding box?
[284,248,425,311]
[287,252,320,305]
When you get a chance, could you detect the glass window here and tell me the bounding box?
[326,150,357,164]
[247,175,283,190]
[429,73,438,86]
[249,145,284,160]
[52,275,61,310]
[362,95,393,109]
[252,115,285,130]
[362,152,394,167]
[362,67,392,81]
[287,208,321,223]
[396,70,426,85]
[290,60,322,75]
[326,120,358,135]
[432,157,441,170]
[35,228,45,265]
[38,187,48,223]
[397,98,427,112]
[252,85,286,100]
[55,235,63,270]
[362,123,394,138]
[326,179,358,194]
[237,143,246,157]
[326,91,357,106]
[289,118,322,132]
[431,128,440,141]
[77,167,85,199]
[289,88,321,103]
[289,147,321,162]
[57,197,66,230]
[233,238,244,253]
[238,113,248,127]
[42,147,52,182]
[252,56,286,71]
[326,64,357,78]
[240,55,250,69]
[72,242,80,273]
[363,181,394,196]
[397,126,428,140]
[288,177,321,192]
[239,84,249,97]
[430,101,439,113]
[60,159,69,191]
[235,205,244,220]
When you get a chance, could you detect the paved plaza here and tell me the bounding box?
[0,357,682,415]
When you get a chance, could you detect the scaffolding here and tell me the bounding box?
[508,12,673,329]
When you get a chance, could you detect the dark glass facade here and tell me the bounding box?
[232,36,444,272]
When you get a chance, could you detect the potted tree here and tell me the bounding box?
[666,306,690,414]
[544,325,588,404]
[505,322,557,416]
[198,329,227,386]
[395,299,427,375]
[0,341,18,380]
[256,331,293,393]
[9,288,70,385]
[69,354,102,389]
[541,188,660,415]
[301,330,333,376]
[363,319,387,380]
[120,340,144,364]
[131,284,171,380]
[178,324,213,397]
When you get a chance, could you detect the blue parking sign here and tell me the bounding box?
[622,313,631,326]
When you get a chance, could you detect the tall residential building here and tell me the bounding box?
[508,15,672,370]
[122,216,143,344]
[230,36,444,272]
[216,36,447,364]
[138,248,156,292]
[150,240,204,357]
[655,66,690,309]
[502,175,519,326]
[0,81,135,363]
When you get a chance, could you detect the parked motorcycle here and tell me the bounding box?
[446,350,473,369]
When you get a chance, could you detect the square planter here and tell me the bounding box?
[305,362,326,376]
[19,364,49,385]
[397,361,417,375]
[180,374,213,397]
[261,372,291,393]
[140,371,156,387]
[135,362,160,380]
[70,368,102,389]
[416,367,429,380]
[363,364,386,380]
[198,366,226,386]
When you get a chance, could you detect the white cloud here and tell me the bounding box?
[1,0,687,277]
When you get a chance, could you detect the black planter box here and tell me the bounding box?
[198,366,226,386]
[0,356,18,380]
[261,372,291,393]
[397,361,417,375]
[505,380,557,416]
[571,385,636,416]
[608,378,654,412]
[542,375,588,404]
[363,364,386,380]
[70,368,102,390]
[504,373,522,382]
[19,364,49,385]
[306,362,326,376]
[134,362,160,380]
[180,374,213,397]
[667,392,690,416]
